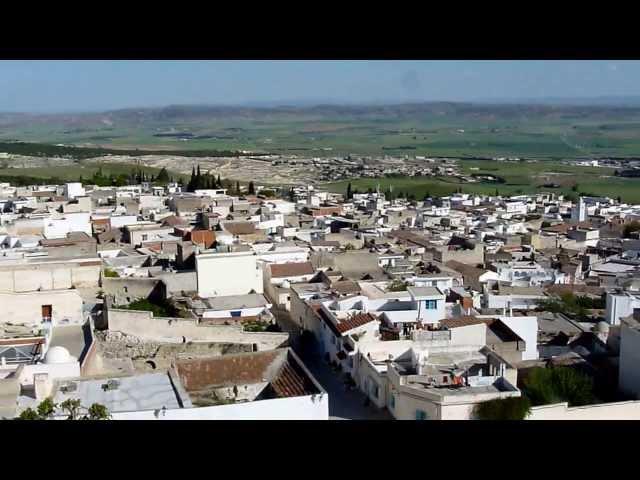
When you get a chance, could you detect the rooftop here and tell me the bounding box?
[201,293,270,311]
[269,261,315,278]
[53,372,184,414]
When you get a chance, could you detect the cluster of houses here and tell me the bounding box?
[2,178,640,420]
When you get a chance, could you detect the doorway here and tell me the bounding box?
[42,305,52,323]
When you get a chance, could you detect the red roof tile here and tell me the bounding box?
[269,262,315,278]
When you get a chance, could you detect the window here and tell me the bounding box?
[370,382,379,399]
[230,311,241,317]
[141,234,148,241]
[425,300,437,310]
[415,409,428,420]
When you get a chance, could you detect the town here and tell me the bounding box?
[2,168,640,420]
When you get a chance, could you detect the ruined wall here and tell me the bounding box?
[102,277,166,305]
[105,308,288,351]
[95,330,252,371]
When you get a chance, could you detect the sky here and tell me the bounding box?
[0,60,638,112]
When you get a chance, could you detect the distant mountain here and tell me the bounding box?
[475,96,640,107]
[3,100,640,131]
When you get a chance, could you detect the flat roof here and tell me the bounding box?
[202,293,269,311]
[407,286,443,299]
[53,372,183,413]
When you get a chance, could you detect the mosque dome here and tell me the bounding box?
[44,346,72,364]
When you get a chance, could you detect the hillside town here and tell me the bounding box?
[2,173,640,421]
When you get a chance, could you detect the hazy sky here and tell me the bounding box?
[0,60,638,112]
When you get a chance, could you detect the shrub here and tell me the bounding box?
[523,366,594,407]
[387,279,409,292]
[623,221,640,238]
[103,268,119,278]
[475,396,532,420]
[114,298,177,317]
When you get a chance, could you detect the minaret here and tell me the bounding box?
[571,196,586,223]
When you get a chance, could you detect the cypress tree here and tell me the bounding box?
[188,166,196,192]
[248,181,255,195]
[346,182,353,200]
[236,181,241,194]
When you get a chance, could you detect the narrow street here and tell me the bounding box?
[272,307,392,420]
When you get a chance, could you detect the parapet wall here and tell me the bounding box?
[527,400,640,420]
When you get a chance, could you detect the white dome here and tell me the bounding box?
[44,346,71,364]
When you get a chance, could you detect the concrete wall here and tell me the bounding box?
[14,362,80,387]
[0,289,84,327]
[496,316,539,361]
[619,322,640,399]
[606,293,640,326]
[43,213,92,239]
[106,308,288,351]
[196,252,263,297]
[151,270,197,295]
[110,393,329,420]
[0,260,101,292]
[102,277,166,305]
[527,400,640,420]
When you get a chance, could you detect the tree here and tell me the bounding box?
[85,403,111,420]
[248,181,255,195]
[346,182,353,200]
[344,243,355,250]
[17,408,40,420]
[187,166,196,192]
[37,397,57,419]
[623,221,640,238]
[156,167,170,184]
[387,279,409,292]
[523,366,595,407]
[259,189,276,198]
[235,181,241,194]
[60,398,83,420]
[474,397,532,420]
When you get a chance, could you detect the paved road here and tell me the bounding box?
[272,306,392,420]
[300,352,393,420]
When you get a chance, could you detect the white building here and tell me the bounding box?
[619,316,640,399]
[63,183,85,200]
[571,197,587,222]
[9,348,328,420]
[606,291,640,326]
[196,250,264,297]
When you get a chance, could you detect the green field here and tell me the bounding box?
[0,163,186,185]
[327,160,640,203]
[5,103,640,158]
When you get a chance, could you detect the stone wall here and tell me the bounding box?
[95,330,252,371]
[102,277,167,305]
[105,307,288,351]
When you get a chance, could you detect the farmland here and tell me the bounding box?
[6,103,640,159]
[326,159,640,203]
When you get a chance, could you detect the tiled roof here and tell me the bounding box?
[335,312,377,333]
[440,316,487,328]
[270,262,315,278]
[270,362,312,397]
[223,222,256,235]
